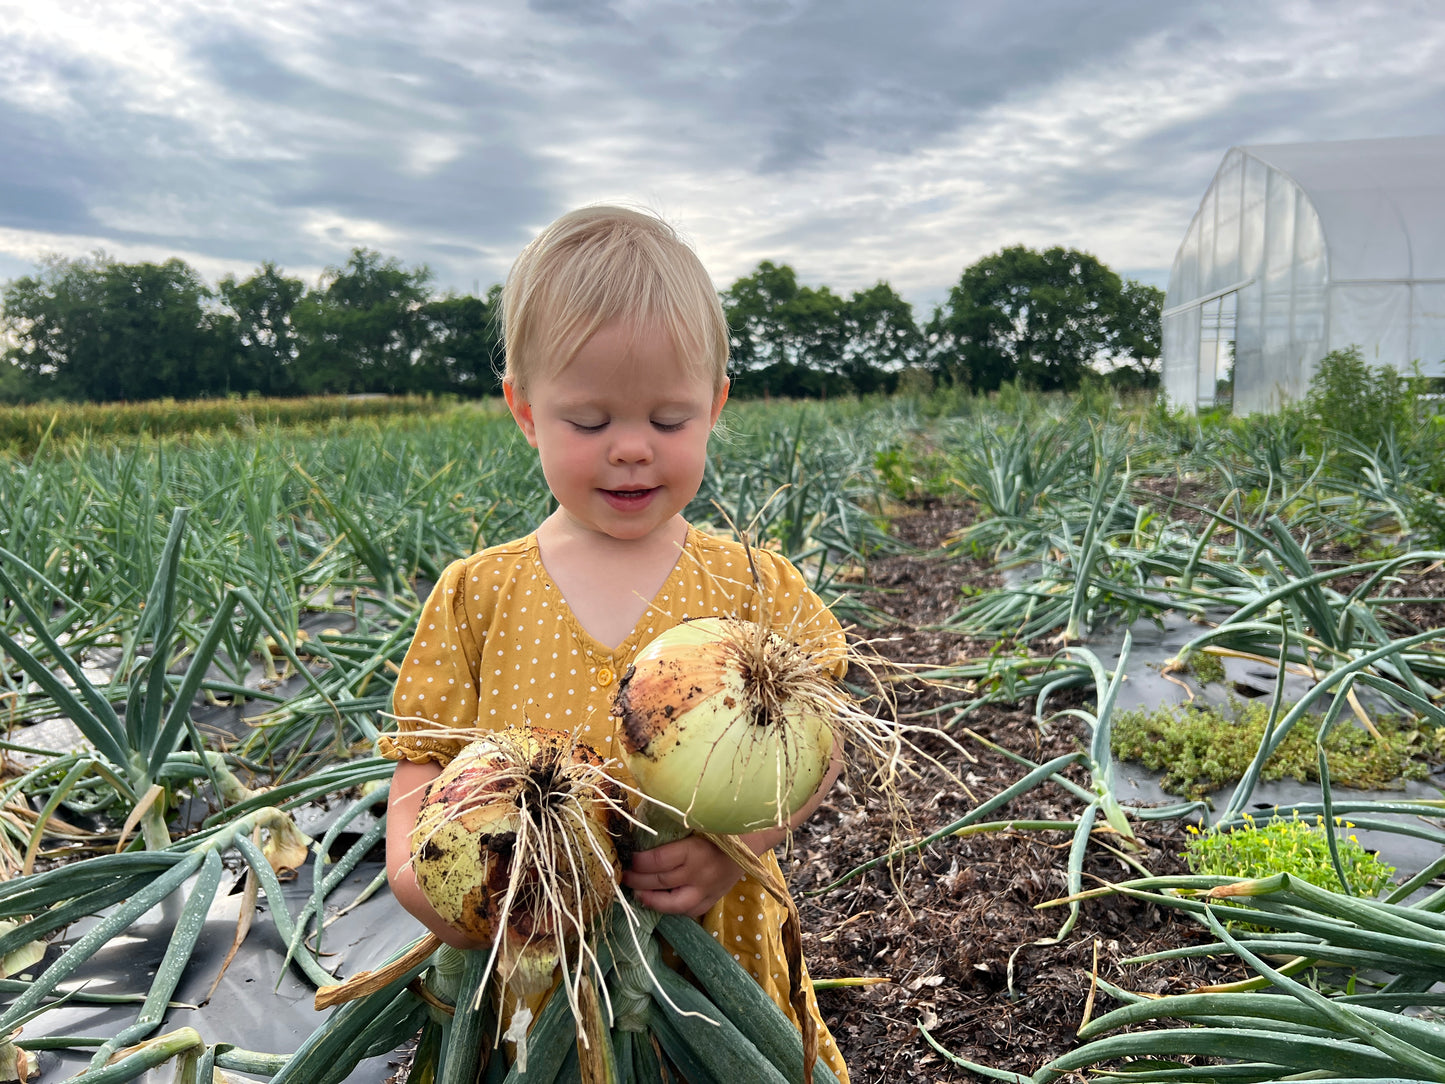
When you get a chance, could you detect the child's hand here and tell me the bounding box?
[623,835,744,918]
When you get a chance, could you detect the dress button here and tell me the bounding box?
[596,666,614,687]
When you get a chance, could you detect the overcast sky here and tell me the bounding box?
[2,0,1443,313]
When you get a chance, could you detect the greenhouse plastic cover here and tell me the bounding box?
[1162,134,1445,413]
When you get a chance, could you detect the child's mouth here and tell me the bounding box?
[603,487,658,507]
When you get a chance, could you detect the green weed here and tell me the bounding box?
[1302,346,1430,450]
[1182,649,1226,685]
[1111,697,1434,798]
[1184,811,1395,899]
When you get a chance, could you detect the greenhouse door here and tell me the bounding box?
[1196,292,1237,408]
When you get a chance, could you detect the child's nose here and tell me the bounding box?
[608,426,654,465]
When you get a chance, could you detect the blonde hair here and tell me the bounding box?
[501,206,729,394]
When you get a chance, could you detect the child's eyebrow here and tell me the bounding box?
[549,393,607,412]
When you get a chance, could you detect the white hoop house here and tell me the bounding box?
[1162,134,1445,414]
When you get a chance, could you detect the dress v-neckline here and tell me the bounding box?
[528,528,696,659]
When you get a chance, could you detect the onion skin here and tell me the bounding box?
[614,617,836,834]
[409,728,624,944]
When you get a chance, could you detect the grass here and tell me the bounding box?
[1110,697,1439,798]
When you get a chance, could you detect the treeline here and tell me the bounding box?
[724,250,1162,397]
[0,251,498,403]
[0,245,1162,404]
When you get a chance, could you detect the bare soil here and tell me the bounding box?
[791,499,1245,1082]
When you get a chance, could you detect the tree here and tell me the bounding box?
[927,246,1148,393]
[840,282,923,395]
[1105,279,1165,389]
[2,254,222,401]
[721,262,916,397]
[293,249,432,395]
[216,263,306,397]
[417,286,503,396]
[722,261,805,374]
[1,255,103,399]
[722,261,839,397]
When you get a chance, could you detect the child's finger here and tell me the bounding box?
[633,885,705,916]
[622,866,674,891]
[627,838,690,872]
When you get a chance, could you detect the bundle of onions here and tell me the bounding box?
[613,616,894,835]
[408,726,632,1066]
[316,617,933,1084]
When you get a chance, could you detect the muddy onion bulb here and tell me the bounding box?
[613,617,837,834]
[409,727,626,944]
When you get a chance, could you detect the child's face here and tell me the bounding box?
[504,321,728,545]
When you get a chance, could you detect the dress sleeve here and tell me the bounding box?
[378,557,488,765]
[750,549,848,679]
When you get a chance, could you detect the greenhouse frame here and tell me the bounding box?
[1161,134,1445,414]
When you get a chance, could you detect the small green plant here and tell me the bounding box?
[1184,811,1395,899]
[1416,426,1445,547]
[1353,535,1405,563]
[1111,697,1433,798]
[874,444,926,500]
[1182,649,1226,685]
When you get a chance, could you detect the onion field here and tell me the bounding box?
[2,384,1443,1082]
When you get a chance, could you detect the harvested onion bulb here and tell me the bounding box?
[410,727,627,945]
[613,617,839,834]
[409,728,634,1066]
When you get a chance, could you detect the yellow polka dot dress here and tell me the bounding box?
[382,526,850,1081]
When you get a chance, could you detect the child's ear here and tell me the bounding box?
[503,380,539,447]
[708,378,730,428]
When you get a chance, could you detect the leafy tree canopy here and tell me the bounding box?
[292,249,433,396]
[1,250,502,403]
[1,243,1160,404]
[927,245,1162,393]
[3,253,222,402]
[216,262,306,398]
[721,262,922,397]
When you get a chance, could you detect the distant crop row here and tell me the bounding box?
[0,393,461,456]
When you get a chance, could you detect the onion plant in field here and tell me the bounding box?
[1,382,1441,1080]
[1018,860,1445,1084]
[0,509,397,1078]
[695,400,899,597]
[931,384,1445,842]
[0,398,905,1078]
[911,368,1445,1084]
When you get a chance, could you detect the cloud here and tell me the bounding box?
[0,0,1441,308]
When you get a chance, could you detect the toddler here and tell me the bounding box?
[382,205,849,1080]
